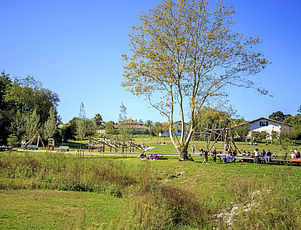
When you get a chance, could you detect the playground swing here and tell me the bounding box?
[23,131,45,150]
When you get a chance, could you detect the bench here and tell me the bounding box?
[58,146,69,152]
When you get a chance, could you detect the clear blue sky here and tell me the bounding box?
[1,0,300,123]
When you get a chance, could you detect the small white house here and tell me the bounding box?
[235,117,291,139]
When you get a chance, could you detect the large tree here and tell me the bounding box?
[0,72,60,144]
[122,0,268,160]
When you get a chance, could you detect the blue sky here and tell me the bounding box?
[1,0,300,123]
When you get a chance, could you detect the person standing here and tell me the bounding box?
[191,144,195,154]
[203,150,208,164]
[254,148,259,164]
[212,149,217,163]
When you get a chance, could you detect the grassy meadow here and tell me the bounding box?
[1,138,301,229]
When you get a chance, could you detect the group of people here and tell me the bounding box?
[156,141,166,145]
[290,149,301,159]
[244,148,280,164]
[198,147,300,164]
[140,153,163,160]
[199,148,218,164]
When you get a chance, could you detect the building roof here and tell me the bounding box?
[232,117,292,128]
[118,119,143,126]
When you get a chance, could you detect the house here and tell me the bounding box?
[114,119,150,135]
[233,117,291,139]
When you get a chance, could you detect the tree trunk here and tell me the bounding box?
[177,145,189,161]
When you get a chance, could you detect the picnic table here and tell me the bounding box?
[289,158,301,165]
[219,155,235,163]
[234,156,255,163]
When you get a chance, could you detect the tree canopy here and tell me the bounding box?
[0,71,60,144]
[122,0,268,159]
[269,111,291,122]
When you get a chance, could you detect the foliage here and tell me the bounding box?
[105,121,119,135]
[260,131,268,140]
[76,102,87,141]
[271,130,278,144]
[43,107,57,140]
[251,131,261,142]
[144,120,154,135]
[92,113,104,128]
[269,111,291,122]
[122,0,268,160]
[58,123,74,141]
[279,130,291,153]
[4,76,59,124]
[0,71,12,144]
[118,103,127,122]
[118,103,132,141]
[0,71,59,144]
[284,113,301,140]
[23,108,40,140]
[7,134,18,148]
[195,108,232,141]
[153,121,169,136]
[232,121,250,142]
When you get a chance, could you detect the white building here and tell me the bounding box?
[238,117,291,139]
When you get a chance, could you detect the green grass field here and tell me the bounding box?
[0,190,122,229]
[1,141,301,229]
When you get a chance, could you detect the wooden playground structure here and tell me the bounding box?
[88,136,143,153]
[198,125,241,154]
[22,131,45,150]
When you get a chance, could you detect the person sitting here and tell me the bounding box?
[242,150,247,157]
[295,152,301,159]
[233,150,237,157]
[140,153,147,160]
[228,150,232,156]
[265,150,272,163]
[289,149,295,159]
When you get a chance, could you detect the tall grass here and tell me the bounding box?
[217,168,301,229]
[0,152,135,196]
